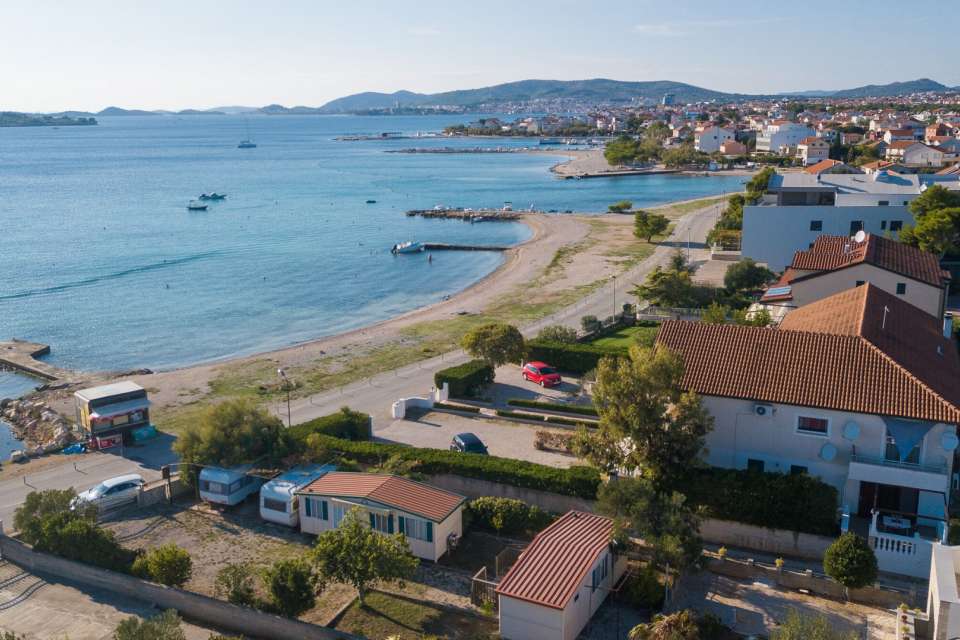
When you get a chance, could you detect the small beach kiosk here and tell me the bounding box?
[259,464,336,526]
[74,381,151,446]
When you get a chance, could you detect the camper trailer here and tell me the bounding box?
[259,464,335,526]
[199,465,264,506]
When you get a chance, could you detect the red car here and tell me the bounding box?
[522,361,561,387]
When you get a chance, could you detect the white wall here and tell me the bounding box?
[930,544,960,640]
[789,263,944,318]
[560,550,627,640]
[499,596,563,640]
[741,204,914,270]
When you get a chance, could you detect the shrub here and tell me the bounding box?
[434,359,495,398]
[432,401,481,413]
[114,609,186,640]
[298,434,602,499]
[534,430,576,453]
[622,566,665,610]
[526,339,627,374]
[287,406,371,443]
[132,544,193,587]
[32,512,137,573]
[823,533,878,590]
[507,398,598,417]
[544,415,592,427]
[950,518,960,545]
[536,325,578,344]
[581,315,600,333]
[262,558,320,618]
[215,563,257,607]
[680,467,838,536]
[467,497,553,536]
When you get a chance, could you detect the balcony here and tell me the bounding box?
[850,453,947,475]
[868,509,947,579]
[848,454,949,494]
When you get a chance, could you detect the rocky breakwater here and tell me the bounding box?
[1,397,76,458]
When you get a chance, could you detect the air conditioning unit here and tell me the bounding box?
[753,403,774,417]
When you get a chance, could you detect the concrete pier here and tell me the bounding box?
[406,209,531,220]
[422,243,508,252]
[0,340,77,383]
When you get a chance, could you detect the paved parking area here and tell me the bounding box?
[377,411,578,468]
[0,560,214,640]
[488,365,592,407]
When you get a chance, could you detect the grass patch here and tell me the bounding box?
[333,590,496,639]
[653,196,726,220]
[589,325,660,349]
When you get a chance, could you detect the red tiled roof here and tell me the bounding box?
[803,159,842,174]
[496,511,613,609]
[785,234,949,288]
[889,140,920,150]
[297,472,464,522]
[657,285,960,424]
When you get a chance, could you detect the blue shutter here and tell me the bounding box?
[398,516,405,534]
[321,500,329,521]
[369,512,376,529]
[305,497,313,518]
[426,521,433,542]
[388,515,394,533]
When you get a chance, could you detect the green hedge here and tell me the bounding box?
[287,407,371,443]
[301,434,601,499]
[682,467,839,536]
[434,359,495,398]
[545,415,593,427]
[507,398,598,417]
[526,340,627,374]
[433,402,481,414]
[466,497,553,536]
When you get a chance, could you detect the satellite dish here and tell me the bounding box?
[942,432,959,452]
[842,421,861,441]
[854,230,867,243]
[820,443,838,462]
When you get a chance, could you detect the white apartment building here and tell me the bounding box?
[756,121,816,153]
[694,125,735,153]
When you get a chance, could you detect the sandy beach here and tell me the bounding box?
[543,148,759,178]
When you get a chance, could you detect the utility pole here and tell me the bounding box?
[277,368,292,428]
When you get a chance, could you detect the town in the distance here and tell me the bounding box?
[6,17,960,640]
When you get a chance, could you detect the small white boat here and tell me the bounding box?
[238,140,257,149]
[391,241,424,254]
[187,200,208,211]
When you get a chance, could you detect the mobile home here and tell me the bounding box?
[259,464,335,526]
[199,465,264,506]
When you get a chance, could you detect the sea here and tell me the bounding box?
[0,114,745,372]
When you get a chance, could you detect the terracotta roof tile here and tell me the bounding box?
[657,285,960,424]
[297,472,464,522]
[496,511,613,609]
[803,159,842,174]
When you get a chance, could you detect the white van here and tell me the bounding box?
[199,465,264,506]
[259,464,335,526]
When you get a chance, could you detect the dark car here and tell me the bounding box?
[450,432,488,455]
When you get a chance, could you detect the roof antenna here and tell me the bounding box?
[882,305,890,330]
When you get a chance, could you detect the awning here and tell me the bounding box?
[90,398,150,420]
[884,417,934,460]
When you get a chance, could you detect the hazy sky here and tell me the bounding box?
[4,0,957,112]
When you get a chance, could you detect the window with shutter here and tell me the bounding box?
[426,521,433,542]
[305,497,313,518]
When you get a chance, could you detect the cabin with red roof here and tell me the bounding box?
[296,472,465,561]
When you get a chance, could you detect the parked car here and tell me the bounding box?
[72,473,145,512]
[450,432,488,455]
[522,361,561,387]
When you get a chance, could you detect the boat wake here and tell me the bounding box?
[0,251,224,301]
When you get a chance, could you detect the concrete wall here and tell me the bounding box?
[0,535,357,640]
[699,518,834,560]
[789,263,944,318]
[742,204,913,270]
[425,474,596,514]
[929,544,960,640]
[138,477,190,508]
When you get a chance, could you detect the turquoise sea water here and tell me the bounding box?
[0,114,745,371]
[0,370,37,457]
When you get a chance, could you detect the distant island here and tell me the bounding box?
[0,111,97,127]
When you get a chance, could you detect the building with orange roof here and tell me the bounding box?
[796,136,830,165]
[802,159,862,175]
[296,472,465,561]
[657,284,960,578]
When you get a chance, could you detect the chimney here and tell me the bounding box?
[944,313,954,339]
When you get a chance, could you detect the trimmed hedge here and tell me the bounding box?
[433,402,481,414]
[507,398,598,417]
[287,407,371,443]
[467,497,554,536]
[682,467,839,536]
[301,434,601,499]
[526,339,627,374]
[545,415,593,427]
[435,359,495,398]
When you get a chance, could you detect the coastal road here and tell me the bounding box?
[279,200,723,430]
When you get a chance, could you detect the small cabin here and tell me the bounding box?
[199,464,264,506]
[74,381,150,443]
[259,464,335,527]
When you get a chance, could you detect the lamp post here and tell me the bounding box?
[277,368,292,428]
[611,275,617,321]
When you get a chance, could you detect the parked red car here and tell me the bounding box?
[522,361,561,387]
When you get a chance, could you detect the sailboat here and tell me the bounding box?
[238,117,257,149]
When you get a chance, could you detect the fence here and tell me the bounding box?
[0,535,358,640]
[470,566,499,610]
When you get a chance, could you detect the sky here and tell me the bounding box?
[3,0,958,112]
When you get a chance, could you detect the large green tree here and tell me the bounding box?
[724,258,774,292]
[14,488,95,545]
[311,508,418,605]
[604,136,640,166]
[174,398,287,469]
[460,323,525,367]
[634,211,670,243]
[909,183,960,218]
[900,208,960,256]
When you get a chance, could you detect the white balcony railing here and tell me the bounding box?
[869,510,945,579]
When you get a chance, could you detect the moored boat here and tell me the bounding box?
[187,200,208,211]
[391,241,424,254]
[199,192,227,201]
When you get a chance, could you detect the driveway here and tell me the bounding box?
[377,411,578,468]
[488,365,591,407]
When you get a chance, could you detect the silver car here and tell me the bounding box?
[73,473,145,512]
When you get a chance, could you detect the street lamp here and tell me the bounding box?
[277,368,292,428]
[611,275,617,320]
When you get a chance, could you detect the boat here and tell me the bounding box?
[199,193,227,201]
[187,200,208,211]
[365,199,377,204]
[391,241,424,254]
[502,201,513,212]
[238,140,257,149]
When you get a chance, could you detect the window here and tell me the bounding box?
[333,504,347,527]
[878,200,889,206]
[200,480,227,495]
[399,516,433,542]
[370,512,393,533]
[304,498,328,520]
[856,280,865,287]
[885,433,921,464]
[809,220,823,231]
[896,282,906,295]
[263,498,287,513]
[849,220,864,234]
[790,465,808,475]
[797,416,829,436]
[747,459,765,472]
[880,220,887,230]
[890,220,903,231]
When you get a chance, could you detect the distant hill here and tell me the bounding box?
[175,109,225,115]
[97,106,159,116]
[212,106,259,114]
[0,111,97,127]
[826,78,950,98]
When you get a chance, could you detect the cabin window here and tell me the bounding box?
[890,220,903,232]
[797,416,829,436]
[896,283,906,295]
[263,498,287,513]
[400,516,432,541]
[370,512,393,533]
[333,504,347,527]
[809,220,822,231]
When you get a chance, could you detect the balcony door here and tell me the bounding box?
[857,481,919,518]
